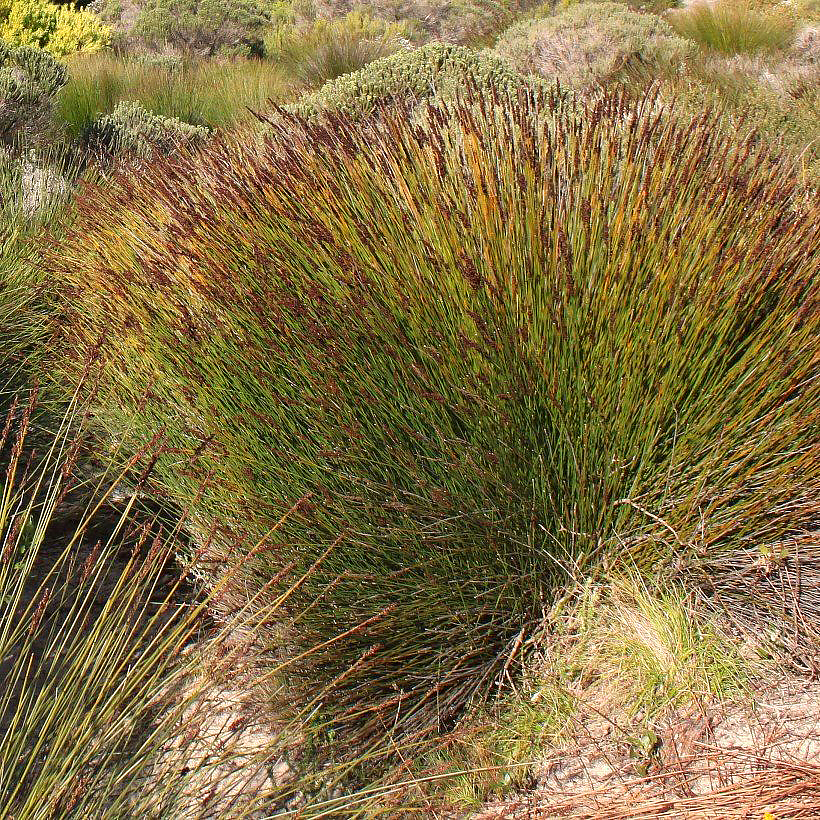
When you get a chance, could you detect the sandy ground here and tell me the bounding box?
[475,677,820,818]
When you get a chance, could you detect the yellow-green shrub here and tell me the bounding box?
[0,0,111,56]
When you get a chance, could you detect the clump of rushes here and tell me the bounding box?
[50,87,820,752]
[0,403,303,817]
[669,0,797,55]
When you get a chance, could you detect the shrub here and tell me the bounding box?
[0,42,66,147]
[669,1,797,55]
[310,0,540,46]
[51,88,820,751]
[83,99,208,159]
[131,0,276,56]
[0,0,111,56]
[493,1,691,88]
[291,42,544,117]
[267,11,410,89]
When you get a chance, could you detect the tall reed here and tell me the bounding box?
[57,54,292,137]
[49,86,820,753]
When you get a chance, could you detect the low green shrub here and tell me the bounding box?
[669,0,797,55]
[84,99,208,158]
[291,42,543,117]
[0,0,111,56]
[0,42,66,149]
[51,87,820,752]
[493,1,691,88]
[267,11,410,89]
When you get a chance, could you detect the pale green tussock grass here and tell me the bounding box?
[669,0,797,54]
[58,54,293,138]
[573,577,751,717]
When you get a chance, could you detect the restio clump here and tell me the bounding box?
[0,42,67,147]
[291,42,545,117]
[51,87,819,757]
[84,100,209,159]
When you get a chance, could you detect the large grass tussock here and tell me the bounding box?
[51,87,820,749]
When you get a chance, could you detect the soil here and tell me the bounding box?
[474,677,820,818]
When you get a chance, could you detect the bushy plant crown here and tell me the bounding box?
[84,99,208,158]
[0,41,66,145]
[493,1,692,88]
[0,0,111,55]
[292,42,545,116]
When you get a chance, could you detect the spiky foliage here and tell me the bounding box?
[0,403,306,818]
[0,144,65,430]
[58,54,292,139]
[0,43,66,147]
[267,12,410,90]
[290,42,543,117]
[84,100,208,159]
[50,89,820,752]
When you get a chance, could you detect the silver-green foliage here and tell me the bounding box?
[85,100,209,159]
[291,41,544,117]
[0,43,67,147]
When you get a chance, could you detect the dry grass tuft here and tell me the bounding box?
[493,2,691,88]
[669,0,797,55]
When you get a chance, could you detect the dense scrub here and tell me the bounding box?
[92,0,277,56]
[493,1,691,88]
[0,0,111,55]
[292,42,543,116]
[310,0,540,46]
[50,86,820,752]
